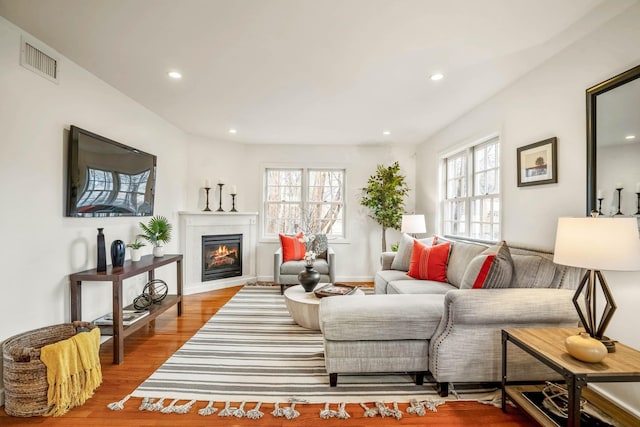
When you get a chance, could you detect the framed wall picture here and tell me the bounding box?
[517,137,558,187]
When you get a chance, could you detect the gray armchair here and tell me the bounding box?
[274,246,335,294]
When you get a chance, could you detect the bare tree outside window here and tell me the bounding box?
[264,168,345,237]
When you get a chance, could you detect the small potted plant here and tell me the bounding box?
[126,238,146,262]
[138,215,172,257]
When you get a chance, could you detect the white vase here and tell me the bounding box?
[130,248,142,262]
[153,246,165,257]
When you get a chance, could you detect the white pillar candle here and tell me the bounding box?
[204,179,210,188]
[615,182,623,190]
[636,182,640,193]
[218,178,224,185]
[231,185,237,194]
[597,189,603,199]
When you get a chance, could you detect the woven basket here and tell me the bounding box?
[2,321,96,417]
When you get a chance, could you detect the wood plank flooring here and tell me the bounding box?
[1,285,535,426]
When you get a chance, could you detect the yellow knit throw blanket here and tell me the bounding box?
[40,327,102,416]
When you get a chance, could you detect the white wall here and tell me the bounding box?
[415,3,640,415]
[185,135,417,281]
[0,16,188,398]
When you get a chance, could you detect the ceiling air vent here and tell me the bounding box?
[20,36,60,84]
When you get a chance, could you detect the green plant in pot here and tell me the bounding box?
[138,215,172,257]
[126,238,146,262]
[360,161,409,251]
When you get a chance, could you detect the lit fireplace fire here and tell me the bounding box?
[202,233,242,282]
[206,244,239,269]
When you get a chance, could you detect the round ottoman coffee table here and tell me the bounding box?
[284,284,364,330]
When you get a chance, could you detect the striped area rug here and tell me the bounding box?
[130,286,497,405]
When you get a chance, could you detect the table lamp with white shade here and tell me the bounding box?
[553,217,640,352]
[401,214,426,237]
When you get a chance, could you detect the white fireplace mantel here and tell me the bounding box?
[178,211,258,294]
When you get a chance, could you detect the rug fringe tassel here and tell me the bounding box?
[284,402,299,419]
[320,402,336,419]
[375,401,402,419]
[407,399,426,416]
[335,402,350,419]
[233,401,246,418]
[198,400,218,416]
[359,402,378,417]
[107,394,131,411]
[423,398,445,412]
[218,401,237,417]
[160,398,180,414]
[246,402,263,419]
[173,399,196,414]
[147,398,166,412]
[271,402,285,417]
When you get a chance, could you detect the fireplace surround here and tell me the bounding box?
[179,212,258,294]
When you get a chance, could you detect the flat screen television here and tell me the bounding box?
[66,125,156,217]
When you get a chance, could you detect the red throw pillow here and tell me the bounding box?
[279,232,306,262]
[407,240,451,282]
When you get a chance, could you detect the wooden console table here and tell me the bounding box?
[70,254,183,364]
[502,327,640,426]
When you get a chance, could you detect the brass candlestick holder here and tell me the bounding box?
[216,183,224,212]
[203,187,212,212]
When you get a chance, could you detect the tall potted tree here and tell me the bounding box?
[360,161,409,251]
[138,215,172,257]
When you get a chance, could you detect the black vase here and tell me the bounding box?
[111,239,126,268]
[97,228,107,272]
[298,265,321,292]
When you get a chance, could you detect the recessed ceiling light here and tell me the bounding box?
[383,130,391,136]
[228,128,237,134]
[625,135,636,140]
[430,73,444,81]
[168,71,182,79]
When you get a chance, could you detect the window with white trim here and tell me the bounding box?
[264,168,345,238]
[442,136,500,241]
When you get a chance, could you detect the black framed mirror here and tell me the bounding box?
[586,64,640,216]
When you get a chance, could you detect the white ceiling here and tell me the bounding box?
[0,0,635,145]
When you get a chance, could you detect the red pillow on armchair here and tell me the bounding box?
[279,232,306,262]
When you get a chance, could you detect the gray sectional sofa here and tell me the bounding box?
[319,235,583,395]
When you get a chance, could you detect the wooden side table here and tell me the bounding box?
[70,254,183,364]
[502,327,640,426]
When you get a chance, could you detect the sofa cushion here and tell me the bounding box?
[387,280,456,295]
[280,258,329,275]
[374,269,414,294]
[510,254,557,288]
[279,232,305,262]
[390,234,434,271]
[408,240,450,282]
[319,294,445,341]
[435,238,487,288]
[460,241,514,289]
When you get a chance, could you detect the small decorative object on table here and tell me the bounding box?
[565,332,607,363]
[314,283,359,298]
[298,263,320,292]
[126,238,145,262]
[138,215,172,257]
[96,228,107,272]
[110,239,125,267]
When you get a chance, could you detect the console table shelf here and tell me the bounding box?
[70,254,183,364]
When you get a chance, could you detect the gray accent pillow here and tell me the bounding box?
[311,233,328,259]
[460,241,514,289]
[391,234,433,271]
